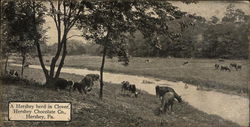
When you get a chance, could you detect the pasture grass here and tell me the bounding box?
[1,66,241,127]
[15,55,249,96]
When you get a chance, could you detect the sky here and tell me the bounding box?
[45,1,250,45]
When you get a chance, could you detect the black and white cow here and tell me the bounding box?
[121,81,138,97]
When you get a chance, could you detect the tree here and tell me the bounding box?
[201,4,249,59]
[45,0,89,82]
[77,1,195,98]
[77,1,135,98]
[2,1,44,77]
[2,0,95,84]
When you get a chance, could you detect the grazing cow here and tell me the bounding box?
[160,92,175,113]
[54,78,74,92]
[215,64,220,70]
[220,66,231,72]
[73,76,95,94]
[46,60,50,63]
[183,61,189,65]
[155,86,182,102]
[121,81,138,97]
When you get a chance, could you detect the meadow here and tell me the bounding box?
[19,55,249,96]
[1,66,240,127]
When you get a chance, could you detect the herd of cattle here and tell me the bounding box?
[215,63,242,72]
[6,68,183,114]
[54,74,100,94]
[55,76,182,114]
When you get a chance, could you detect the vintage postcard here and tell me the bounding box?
[0,0,249,127]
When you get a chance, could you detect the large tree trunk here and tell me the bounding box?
[99,46,107,99]
[55,34,67,78]
[4,55,9,74]
[49,0,63,79]
[32,1,50,84]
[35,40,50,84]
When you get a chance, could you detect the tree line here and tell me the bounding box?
[44,4,249,59]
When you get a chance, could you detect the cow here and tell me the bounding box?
[155,85,182,102]
[129,84,138,97]
[160,92,175,113]
[73,76,95,94]
[145,59,150,63]
[121,81,138,97]
[215,63,220,70]
[183,61,189,65]
[220,65,231,72]
[54,78,74,92]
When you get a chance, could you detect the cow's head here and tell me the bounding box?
[93,74,100,81]
[86,79,95,92]
[176,95,182,103]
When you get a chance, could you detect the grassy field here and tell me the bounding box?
[14,55,249,95]
[1,66,241,127]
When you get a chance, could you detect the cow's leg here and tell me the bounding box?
[160,99,165,114]
[170,103,173,112]
[77,87,83,94]
[83,88,87,94]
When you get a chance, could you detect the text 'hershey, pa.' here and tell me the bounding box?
[9,102,71,121]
